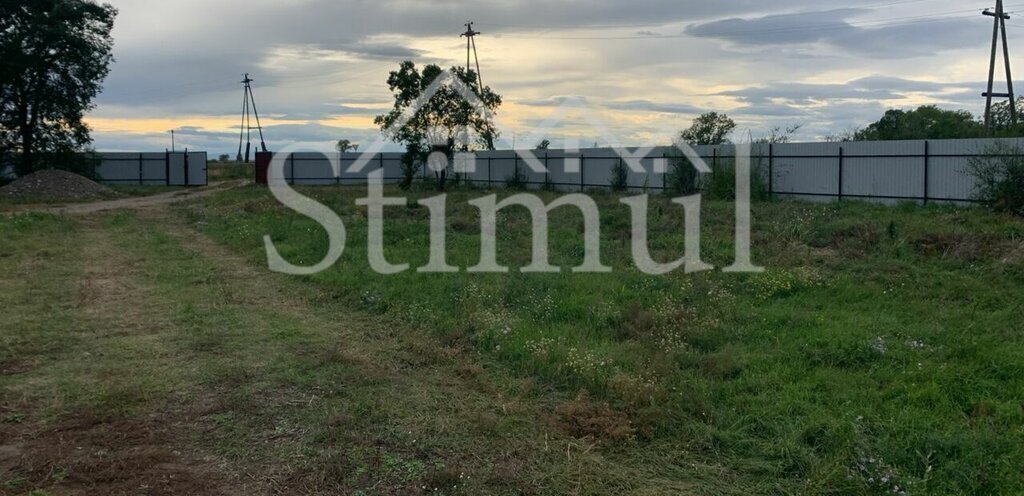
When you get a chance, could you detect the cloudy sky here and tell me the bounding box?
[87,0,1022,154]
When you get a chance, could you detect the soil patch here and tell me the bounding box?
[0,170,117,201]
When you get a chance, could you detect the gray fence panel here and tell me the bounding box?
[187,152,208,186]
[254,138,1024,204]
[91,151,208,186]
[167,153,186,186]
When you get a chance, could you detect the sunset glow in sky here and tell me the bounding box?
[88,0,1016,154]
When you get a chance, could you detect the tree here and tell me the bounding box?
[535,139,551,150]
[679,112,736,145]
[0,0,117,176]
[853,106,985,141]
[336,139,358,153]
[758,124,802,144]
[988,97,1024,136]
[374,61,501,190]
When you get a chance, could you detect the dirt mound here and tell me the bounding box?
[0,169,117,201]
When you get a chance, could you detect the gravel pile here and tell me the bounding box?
[0,169,118,201]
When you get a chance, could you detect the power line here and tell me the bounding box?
[476,0,945,32]
[492,6,1016,41]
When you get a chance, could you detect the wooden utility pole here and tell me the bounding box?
[460,22,484,91]
[983,0,1016,130]
[236,73,268,163]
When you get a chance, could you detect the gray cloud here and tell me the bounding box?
[603,100,703,115]
[719,76,974,105]
[686,9,987,58]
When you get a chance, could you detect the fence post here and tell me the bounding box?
[544,152,550,188]
[514,155,520,187]
[837,146,844,201]
[165,150,170,186]
[379,153,385,186]
[662,150,668,191]
[184,149,190,186]
[487,155,492,187]
[336,151,341,186]
[290,154,296,186]
[923,140,930,205]
[579,153,585,192]
[768,143,774,198]
[138,153,144,185]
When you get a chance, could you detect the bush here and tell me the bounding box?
[399,146,423,191]
[968,142,1024,215]
[704,155,770,201]
[609,159,629,192]
[664,155,702,196]
[505,162,528,190]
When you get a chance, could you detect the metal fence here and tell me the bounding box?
[94,151,208,186]
[0,151,208,186]
[269,138,1024,204]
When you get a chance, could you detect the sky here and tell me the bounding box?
[86,0,1022,155]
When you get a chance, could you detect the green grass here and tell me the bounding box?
[207,161,253,181]
[3,209,690,494]
[180,185,1024,494]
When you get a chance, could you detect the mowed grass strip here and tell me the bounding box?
[4,209,719,495]
[181,184,1024,494]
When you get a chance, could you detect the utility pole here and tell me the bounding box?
[983,0,1017,130]
[237,73,269,163]
[170,129,175,152]
[460,21,484,91]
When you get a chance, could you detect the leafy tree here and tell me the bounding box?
[853,106,985,141]
[336,139,358,153]
[218,154,230,162]
[988,97,1024,136]
[535,139,551,150]
[0,0,117,176]
[679,112,736,145]
[375,61,501,190]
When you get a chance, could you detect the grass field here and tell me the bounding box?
[3,184,1024,494]
[182,185,1024,494]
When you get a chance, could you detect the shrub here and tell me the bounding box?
[968,142,1024,215]
[505,162,528,190]
[399,146,423,191]
[664,155,702,196]
[609,159,629,192]
[704,155,770,201]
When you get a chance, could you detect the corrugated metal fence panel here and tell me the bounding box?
[93,152,208,186]
[187,152,207,186]
[95,153,142,183]
[927,138,1024,202]
[244,138,1024,203]
[772,142,840,196]
[167,153,186,185]
[842,141,925,199]
[140,153,168,185]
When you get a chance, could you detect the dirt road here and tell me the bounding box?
[2,180,246,216]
